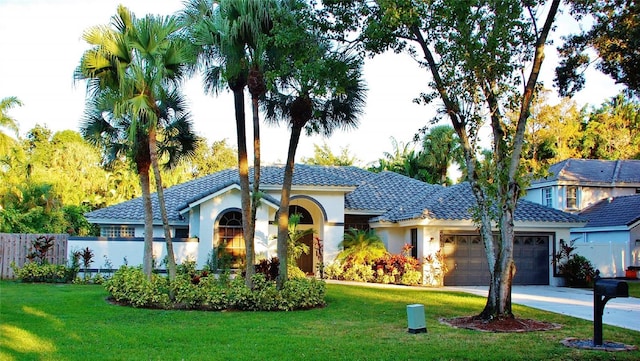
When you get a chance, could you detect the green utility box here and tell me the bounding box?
[407,304,427,334]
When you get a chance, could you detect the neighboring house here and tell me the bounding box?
[570,195,640,278]
[73,165,584,286]
[524,158,640,277]
[523,158,640,213]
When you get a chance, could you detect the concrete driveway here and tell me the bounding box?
[448,284,640,331]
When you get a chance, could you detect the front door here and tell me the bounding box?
[296,233,314,275]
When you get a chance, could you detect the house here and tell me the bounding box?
[73,164,584,286]
[523,158,640,277]
[523,158,640,213]
[570,195,640,278]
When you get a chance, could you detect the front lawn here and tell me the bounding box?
[627,280,640,298]
[1,281,639,361]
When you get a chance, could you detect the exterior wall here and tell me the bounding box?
[570,229,630,277]
[631,224,640,267]
[525,184,638,212]
[67,237,199,270]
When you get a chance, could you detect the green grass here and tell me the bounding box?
[627,280,640,298]
[1,281,639,361]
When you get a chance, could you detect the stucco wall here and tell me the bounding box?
[570,230,630,277]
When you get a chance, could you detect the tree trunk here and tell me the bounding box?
[138,165,154,280]
[148,127,177,281]
[276,124,303,289]
[247,93,262,284]
[232,87,254,288]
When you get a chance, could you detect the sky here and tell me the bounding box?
[0,0,625,167]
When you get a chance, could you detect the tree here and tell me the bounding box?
[555,0,640,96]
[300,142,358,166]
[262,0,366,286]
[580,94,640,159]
[0,96,22,154]
[182,0,279,287]
[76,6,196,280]
[324,0,560,320]
[417,125,462,185]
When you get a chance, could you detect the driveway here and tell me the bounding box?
[447,284,640,331]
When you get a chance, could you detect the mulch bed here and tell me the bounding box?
[440,316,561,333]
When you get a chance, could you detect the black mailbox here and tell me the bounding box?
[595,279,629,298]
[593,273,629,346]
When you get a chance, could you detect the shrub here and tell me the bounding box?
[342,263,374,282]
[554,240,596,287]
[104,266,170,308]
[103,265,326,312]
[323,262,344,280]
[11,262,68,283]
[371,246,420,285]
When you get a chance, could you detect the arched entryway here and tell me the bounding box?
[215,209,245,269]
[289,205,314,275]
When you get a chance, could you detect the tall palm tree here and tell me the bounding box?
[182,0,278,286]
[262,4,367,286]
[0,96,23,154]
[76,6,194,279]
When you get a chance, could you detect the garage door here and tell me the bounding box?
[441,233,550,286]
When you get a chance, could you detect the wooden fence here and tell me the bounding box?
[0,233,68,279]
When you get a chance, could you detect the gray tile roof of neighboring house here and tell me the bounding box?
[531,158,640,184]
[87,165,583,225]
[578,194,640,228]
[373,182,585,223]
[86,165,373,223]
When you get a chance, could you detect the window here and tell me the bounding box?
[410,228,418,259]
[543,187,552,207]
[100,225,135,238]
[217,210,245,268]
[174,228,189,238]
[566,186,579,209]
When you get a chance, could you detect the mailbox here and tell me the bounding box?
[595,279,629,298]
[593,273,629,346]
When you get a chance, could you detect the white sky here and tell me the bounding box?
[0,0,625,167]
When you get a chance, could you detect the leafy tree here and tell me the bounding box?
[0,96,22,154]
[301,142,358,166]
[262,0,366,286]
[580,94,640,159]
[183,0,279,287]
[324,0,560,320]
[76,6,196,280]
[555,0,640,96]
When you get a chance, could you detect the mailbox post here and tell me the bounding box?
[593,271,629,346]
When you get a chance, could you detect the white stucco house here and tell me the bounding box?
[523,158,640,277]
[73,164,585,286]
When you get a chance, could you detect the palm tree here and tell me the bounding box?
[337,228,387,266]
[76,6,194,279]
[0,96,23,153]
[182,0,278,286]
[262,4,366,286]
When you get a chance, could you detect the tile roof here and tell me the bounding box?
[578,194,640,228]
[87,165,583,225]
[86,165,371,223]
[532,158,640,184]
[373,182,584,223]
[345,171,443,212]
